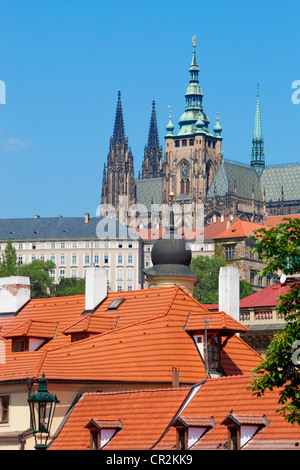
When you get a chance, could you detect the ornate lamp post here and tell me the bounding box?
[28,373,59,450]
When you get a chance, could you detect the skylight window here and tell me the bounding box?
[106,298,125,311]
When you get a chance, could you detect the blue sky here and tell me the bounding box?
[1,0,300,219]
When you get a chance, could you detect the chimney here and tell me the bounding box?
[85,213,90,224]
[0,276,30,316]
[220,214,224,222]
[218,266,240,323]
[85,267,107,312]
[172,367,180,388]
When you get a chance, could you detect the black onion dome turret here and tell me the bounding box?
[151,225,192,267]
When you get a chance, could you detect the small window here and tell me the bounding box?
[106,298,125,311]
[175,140,180,148]
[182,139,187,147]
[176,429,187,450]
[61,242,65,249]
[225,245,235,260]
[228,426,240,450]
[12,338,28,352]
[104,255,109,264]
[118,242,123,248]
[72,242,77,249]
[91,431,100,450]
[0,396,9,423]
[94,254,99,264]
[189,139,194,146]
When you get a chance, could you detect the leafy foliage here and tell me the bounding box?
[19,259,55,299]
[249,218,300,424]
[51,277,85,297]
[190,255,252,304]
[0,238,18,277]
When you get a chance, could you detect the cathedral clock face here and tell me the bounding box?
[180,165,190,180]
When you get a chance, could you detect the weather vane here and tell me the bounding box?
[192,35,196,48]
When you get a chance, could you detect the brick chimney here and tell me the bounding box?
[0,276,31,316]
[85,267,107,312]
[85,213,90,224]
[218,266,240,322]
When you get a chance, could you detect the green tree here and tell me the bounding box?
[248,217,300,425]
[51,277,85,297]
[19,259,55,299]
[190,255,252,304]
[190,255,226,304]
[240,278,252,299]
[0,238,18,277]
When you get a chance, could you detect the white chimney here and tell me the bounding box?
[218,266,240,322]
[85,267,107,311]
[0,276,31,316]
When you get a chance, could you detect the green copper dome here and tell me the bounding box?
[213,113,222,137]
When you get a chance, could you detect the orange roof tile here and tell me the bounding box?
[213,220,268,240]
[155,375,300,451]
[4,320,58,339]
[185,310,248,334]
[50,375,300,450]
[204,217,240,240]
[49,388,190,450]
[0,286,261,385]
[265,214,300,227]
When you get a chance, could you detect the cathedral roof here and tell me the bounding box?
[135,177,163,212]
[260,164,300,202]
[207,159,263,201]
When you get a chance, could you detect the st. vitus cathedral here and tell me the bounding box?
[101,42,300,229]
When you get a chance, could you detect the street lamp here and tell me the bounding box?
[28,373,59,450]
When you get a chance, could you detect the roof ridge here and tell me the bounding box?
[33,349,49,379]
[81,386,191,399]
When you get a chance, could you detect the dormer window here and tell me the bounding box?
[173,416,214,450]
[221,413,269,450]
[85,419,123,450]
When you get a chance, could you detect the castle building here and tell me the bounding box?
[101,42,300,228]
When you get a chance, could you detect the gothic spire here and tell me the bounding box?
[251,84,265,176]
[147,101,160,153]
[112,91,125,144]
[142,101,163,179]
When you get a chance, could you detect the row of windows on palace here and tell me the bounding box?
[0,240,138,250]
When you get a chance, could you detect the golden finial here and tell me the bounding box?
[192,35,196,48]
[168,104,172,116]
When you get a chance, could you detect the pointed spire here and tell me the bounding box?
[142,101,163,179]
[147,101,160,151]
[253,84,263,139]
[112,91,125,144]
[251,84,265,176]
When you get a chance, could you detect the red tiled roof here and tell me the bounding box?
[265,214,300,227]
[4,320,58,339]
[50,375,300,450]
[185,310,248,333]
[0,286,260,384]
[204,217,239,240]
[240,282,291,308]
[50,388,190,450]
[213,220,268,240]
[155,375,300,451]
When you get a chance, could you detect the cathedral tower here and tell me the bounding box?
[162,39,223,222]
[142,101,163,179]
[101,92,136,214]
[251,85,265,176]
